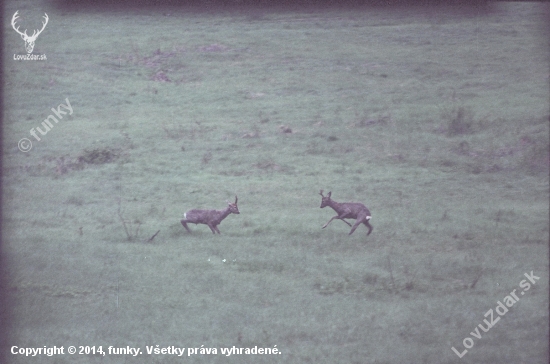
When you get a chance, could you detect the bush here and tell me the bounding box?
[443,105,475,137]
[77,148,120,165]
[522,140,550,175]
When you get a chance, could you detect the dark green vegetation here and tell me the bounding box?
[3,2,548,363]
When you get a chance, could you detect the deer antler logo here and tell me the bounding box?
[11,11,49,54]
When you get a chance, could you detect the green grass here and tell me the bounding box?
[2,2,549,363]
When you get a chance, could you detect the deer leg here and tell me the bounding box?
[180,220,191,233]
[338,211,352,226]
[323,212,352,229]
[349,219,363,235]
[363,219,373,235]
[213,225,221,234]
[207,223,217,234]
[350,213,371,236]
[322,215,340,229]
[340,219,352,227]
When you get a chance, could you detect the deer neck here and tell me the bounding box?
[218,206,232,220]
[329,200,343,212]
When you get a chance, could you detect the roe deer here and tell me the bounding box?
[319,190,373,236]
[181,196,239,234]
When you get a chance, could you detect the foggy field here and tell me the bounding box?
[2,1,549,363]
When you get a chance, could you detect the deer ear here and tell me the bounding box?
[327,191,331,198]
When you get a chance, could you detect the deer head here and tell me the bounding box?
[226,196,240,214]
[319,190,332,208]
[12,11,49,54]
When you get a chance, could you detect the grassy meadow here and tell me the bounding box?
[2,1,549,363]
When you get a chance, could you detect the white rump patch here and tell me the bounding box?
[183,213,187,219]
[365,216,371,221]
